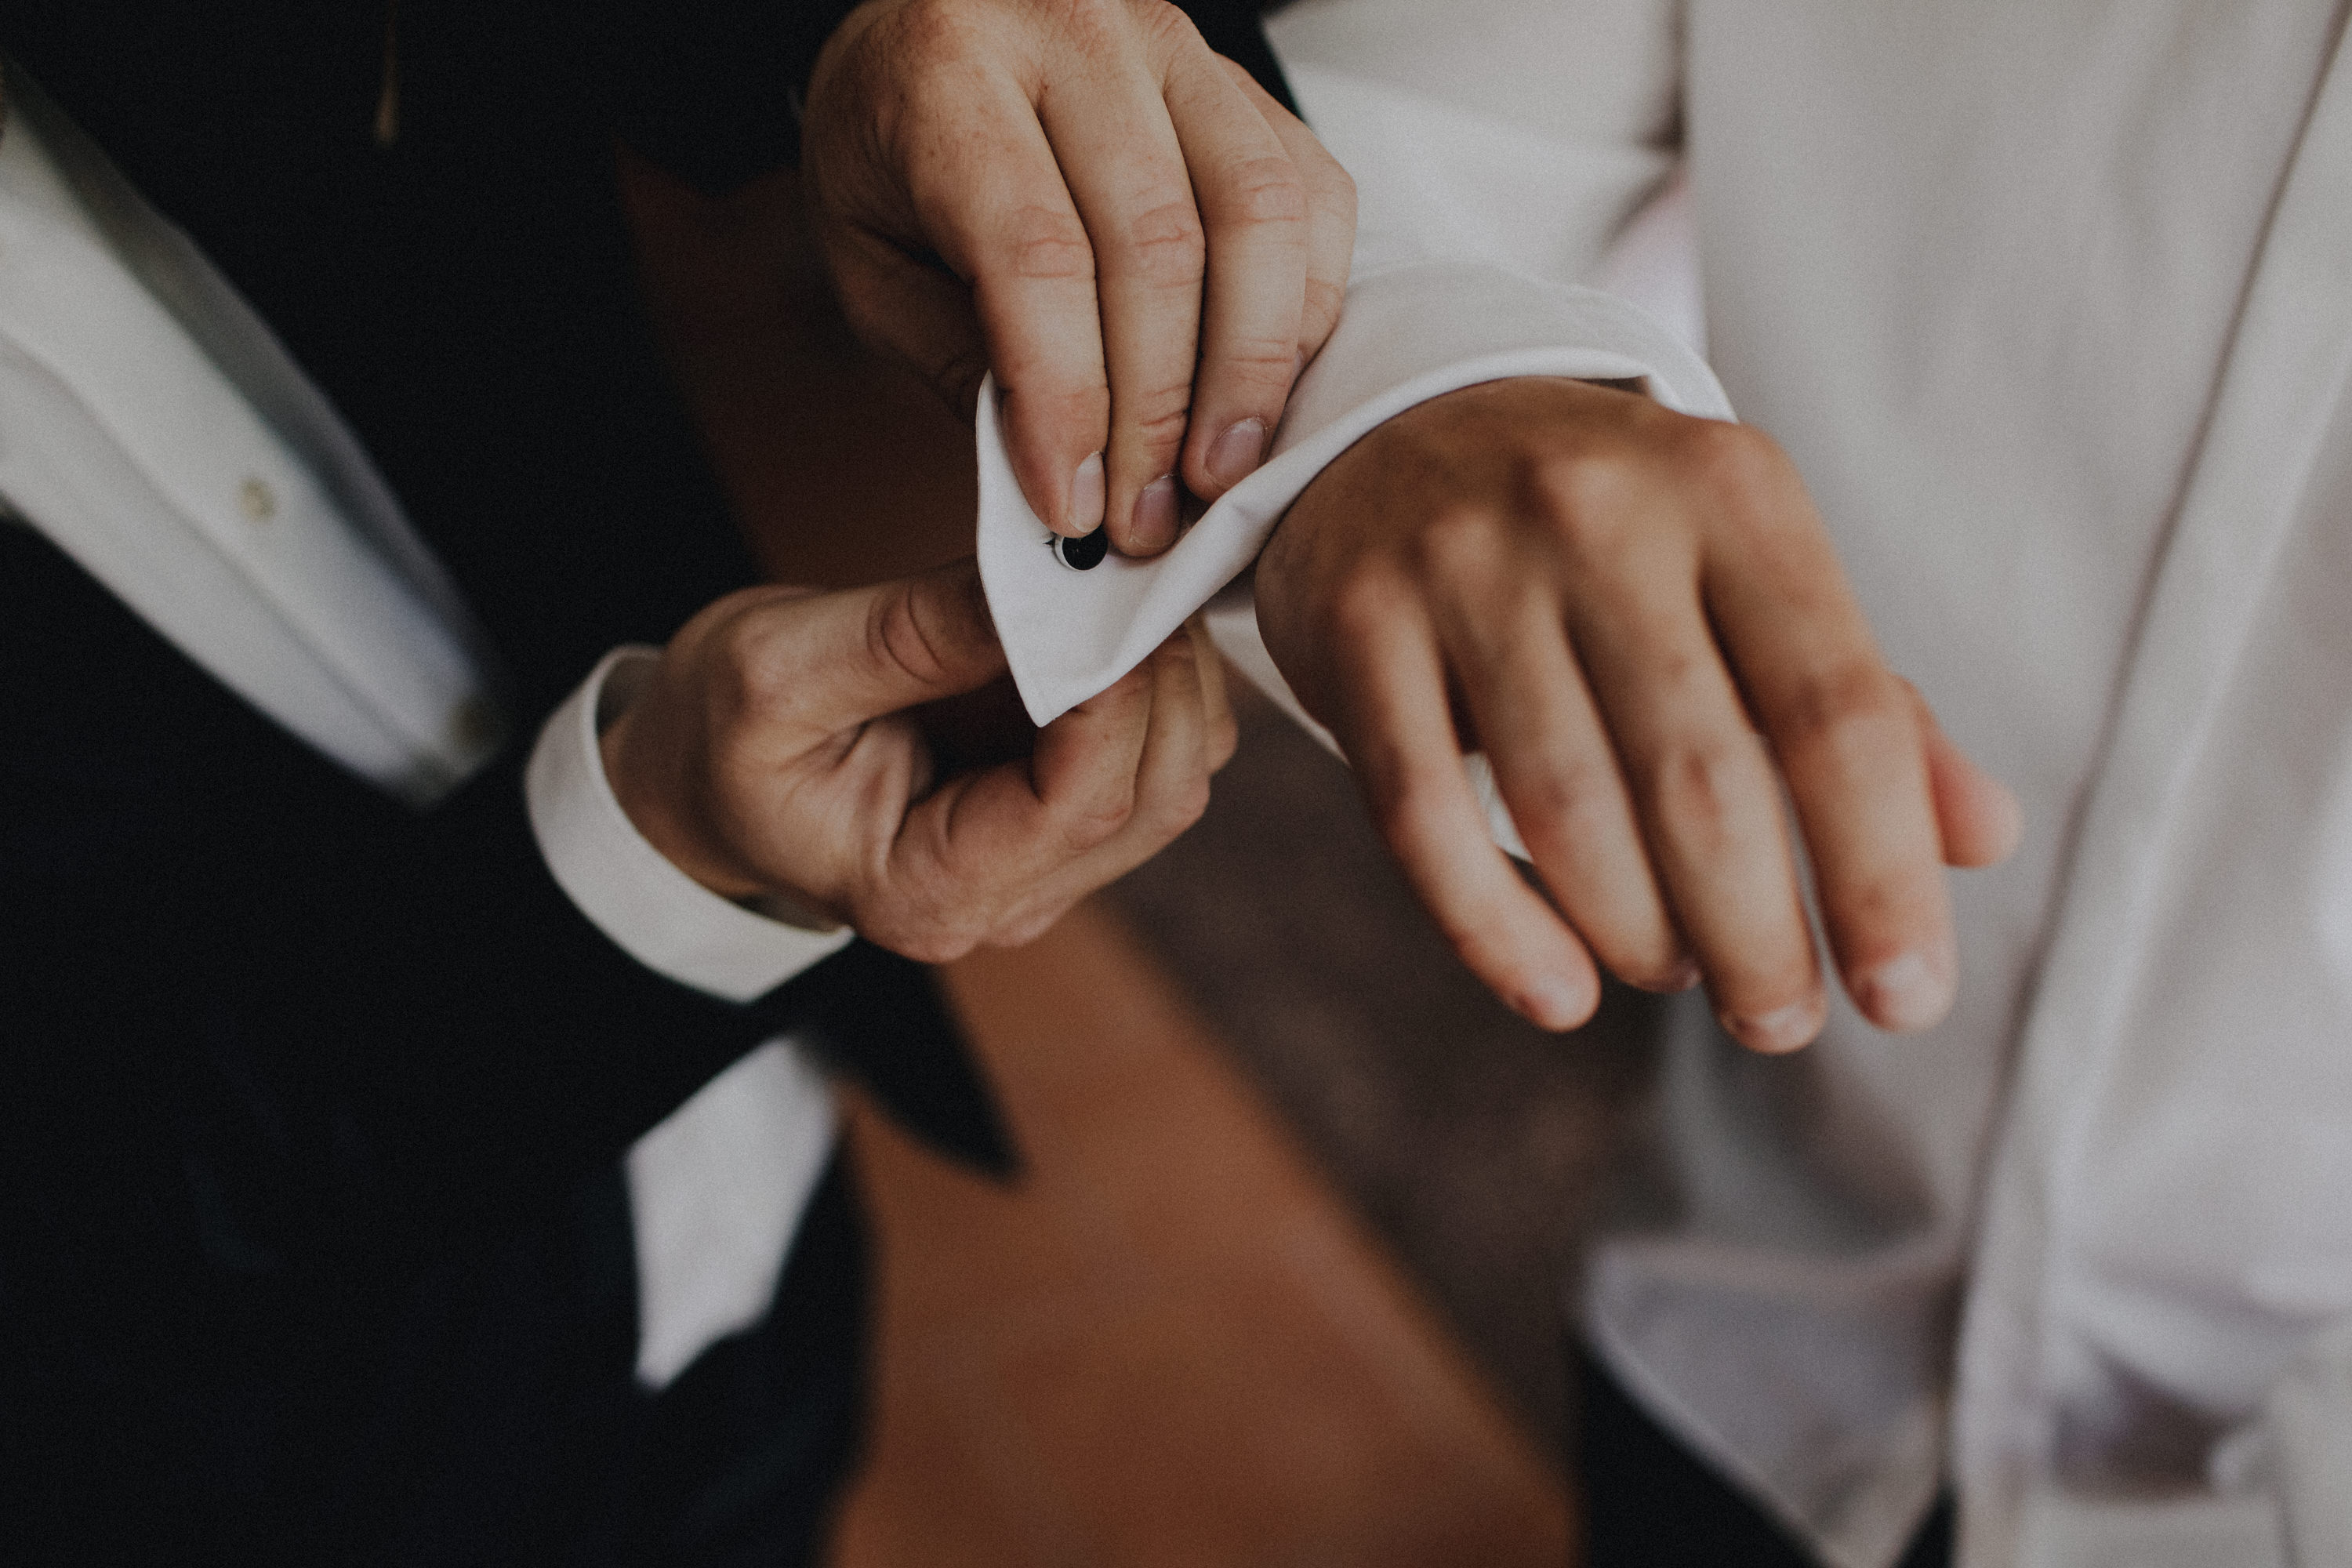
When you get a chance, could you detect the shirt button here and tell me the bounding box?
[238,477,277,523]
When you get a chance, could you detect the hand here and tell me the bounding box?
[1254,377,2021,1050]
[602,559,1236,961]
[801,0,1356,554]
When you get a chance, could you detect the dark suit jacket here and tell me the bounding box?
[0,1,1290,1559]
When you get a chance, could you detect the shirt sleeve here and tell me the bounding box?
[526,645,854,1004]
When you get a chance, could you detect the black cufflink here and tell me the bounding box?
[1052,528,1110,571]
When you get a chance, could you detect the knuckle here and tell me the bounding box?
[889,0,975,56]
[1515,764,1621,850]
[1415,503,1513,582]
[1004,204,1097,282]
[1539,447,1650,545]
[1777,659,1908,762]
[1121,195,1207,287]
[715,615,794,717]
[1206,154,1307,230]
[1058,783,1138,851]
[1326,568,1410,644]
[1210,336,1302,402]
[864,586,959,691]
[1646,737,1753,853]
[1129,0,1199,49]
[1679,417,1788,503]
[1121,390,1195,454]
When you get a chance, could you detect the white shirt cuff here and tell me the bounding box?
[974,258,1734,729]
[525,646,855,1004]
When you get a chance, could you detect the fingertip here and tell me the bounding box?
[1519,967,1601,1033]
[1849,938,1958,1034]
[1190,416,1269,500]
[1627,956,1703,996]
[1940,765,2024,869]
[1113,475,1180,557]
[1973,777,2026,867]
[1720,996,1826,1054]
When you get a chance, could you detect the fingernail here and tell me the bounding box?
[1524,975,1591,1032]
[1664,960,1703,993]
[1206,418,1268,489]
[1857,947,1955,1033]
[1131,476,1178,553]
[1067,452,1105,534]
[1726,1002,1817,1053]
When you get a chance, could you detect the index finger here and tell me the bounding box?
[1335,583,1601,1031]
[895,66,1113,537]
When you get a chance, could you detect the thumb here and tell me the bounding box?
[795,557,1008,731]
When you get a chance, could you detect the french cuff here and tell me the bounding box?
[975,258,1736,729]
[525,646,853,1004]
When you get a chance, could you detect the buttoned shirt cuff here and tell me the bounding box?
[525,646,854,1004]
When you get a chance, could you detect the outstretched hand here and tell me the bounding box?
[602,559,1235,961]
[1255,377,2020,1049]
[802,0,1356,556]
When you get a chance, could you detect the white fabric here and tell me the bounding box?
[0,71,499,805]
[1244,4,2352,1566]
[0,73,842,1390]
[625,1040,837,1389]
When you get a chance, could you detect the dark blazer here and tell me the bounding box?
[0,2,1290,1561]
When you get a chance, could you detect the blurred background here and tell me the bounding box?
[620,150,1665,1564]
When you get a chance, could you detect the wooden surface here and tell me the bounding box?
[831,903,1570,1565]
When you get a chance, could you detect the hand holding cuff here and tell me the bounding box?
[976,259,1734,728]
[525,647,852,1005]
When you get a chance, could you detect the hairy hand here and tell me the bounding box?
[802,0,1356,554]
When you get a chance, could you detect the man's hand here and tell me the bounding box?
[601,559,1235,961]
[802,0,1356,555]
[1255,377,2021,1050]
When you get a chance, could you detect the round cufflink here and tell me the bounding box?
[1052,528,1110,571]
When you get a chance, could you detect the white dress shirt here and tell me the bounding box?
[977,5,2352,1566]
[0,67,848,1390]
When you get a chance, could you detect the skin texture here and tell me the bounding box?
[1255,377,2022,1049]
[602,559,1236,963]
[802,0,1356,555]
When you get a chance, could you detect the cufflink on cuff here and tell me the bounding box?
[1051,528,1109,572]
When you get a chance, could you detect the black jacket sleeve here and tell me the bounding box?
[0,518,992,1266]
